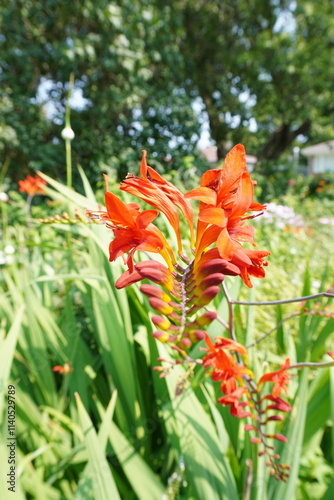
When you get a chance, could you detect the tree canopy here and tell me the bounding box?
[1,0,334,185]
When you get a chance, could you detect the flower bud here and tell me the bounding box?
[272,434,288,443]
[244,424,257,431]
[188,329,206,342]
[151,315,171,331]
[61,126,75,141]
[140,284,171,303]
[149,298,174,315]
[136,261,174,290]
[0,192,9,202]
[180,337,192,348]
[196,273,225,292]
[197,258,240,281]
[196,285,220,307]
[194,311,217,326]
[152,331,170,343]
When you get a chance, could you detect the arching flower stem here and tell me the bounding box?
[247,311,301,348]
[232,291,334,306]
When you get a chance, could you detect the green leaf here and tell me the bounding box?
[159,343,238,500]
[270,369,309,500]
[75,392,121,500]
[0,305,24,416]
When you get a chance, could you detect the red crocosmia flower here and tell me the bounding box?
[202,334,252,394]
[186,144,247,207]
[186,145,269,287]
[186,145,248,245]
[120,150,194,252]
[18,174,47,195]
[87,189,175,272]
[263,395,292,413]
[258,358,291,398]
[218,387,252,418]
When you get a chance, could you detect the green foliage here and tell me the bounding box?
[0,0,202,187]
[303,173,334,200]
[2,0,334,188]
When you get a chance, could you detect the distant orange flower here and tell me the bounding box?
[53,362,74,375]
[18,174,47,195]
[258,358,291,398]
[120,150,194,252]
[202,334,253,394]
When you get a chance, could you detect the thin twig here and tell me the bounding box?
[243,459,253,500]
[231,291,334,306]
[247,311,301,349]
[204,306,229,330]
[215,314,230,331]
[221,282,237,343]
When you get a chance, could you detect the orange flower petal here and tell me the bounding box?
[216,228,238,260]
[198,207,227,227]
[217,144,247,205]
[105,192,136,228]
[136,209,159,229]
[140,149,148,180]
[185,187,217,204]
[229,225,255,244]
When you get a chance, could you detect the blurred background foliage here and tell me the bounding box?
[1,0,334,188]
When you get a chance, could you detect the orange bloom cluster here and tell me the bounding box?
[258,358,291,398]
[202,339,292,479]
[88,144,269,286]
[18,174,47,195]
[87,144,269,349]
[186,144,270,287]
[202,334,253,418]
[86,145,298,479]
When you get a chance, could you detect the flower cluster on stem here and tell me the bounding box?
[87,145,269,348]
[86,144,334,481]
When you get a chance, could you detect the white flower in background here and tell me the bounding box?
[0,192,9,202]
[319,217,334,226]
[0,246,16,265]
[61,126,75,141]
[312,280,321,290]
[5,255,14,265]
[4,245,15,255]
[290,248,297,254]
[44,264,55,276]
[0,251,6,265]
[258,202,304,228]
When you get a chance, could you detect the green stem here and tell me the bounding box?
[65,139,72,189]
[1,199,8,241]
[26,194,34,228]
[65,72,74,190]
[221,281,237,344]
[0,154,10,186]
